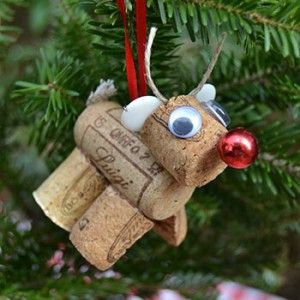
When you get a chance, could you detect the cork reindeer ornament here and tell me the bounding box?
[34,80,191,270]
[33,23,258,271]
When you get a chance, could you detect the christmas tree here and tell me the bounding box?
[1,0,300,299]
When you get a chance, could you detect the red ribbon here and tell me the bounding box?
[136,0,147,97]
[117,0,147,101]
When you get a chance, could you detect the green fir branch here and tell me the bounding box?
[151,0,300,58]
[0,0,25,59]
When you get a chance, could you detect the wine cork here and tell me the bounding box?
[141,95,228,186]
[70,185,154,270]
[154,207,187,246]
[33,148,108,231]
[74,100,194,220]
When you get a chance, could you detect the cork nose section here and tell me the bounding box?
[140,95,228,187]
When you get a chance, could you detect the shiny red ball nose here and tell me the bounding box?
[218,128,259,169]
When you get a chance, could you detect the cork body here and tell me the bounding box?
[141,95,228,186]
[74,100,194,220]
[154,207,187,246]
[70,186,154,270]
[33,147,189,244]
[33,148,108,231]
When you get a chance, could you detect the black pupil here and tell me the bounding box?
[173,117,193,136]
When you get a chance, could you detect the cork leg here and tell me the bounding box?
[33,148,108,231]
[70,185,154,271]
[153,207,187,246]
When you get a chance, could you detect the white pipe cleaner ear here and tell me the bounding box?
[121,96,162,132]
[195,83,216,103]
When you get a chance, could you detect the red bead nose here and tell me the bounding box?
[218,128,259,169]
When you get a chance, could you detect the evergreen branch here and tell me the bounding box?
[0,0,25,60]
[218,68,273,92]
[218,61,300,93]
[260,153,300,178]
[194,0,300,33]
[0,0,25,23]
[216,116,300,199]
[152,0,300,58]
[0,167,35,218]
[13,49,85,157]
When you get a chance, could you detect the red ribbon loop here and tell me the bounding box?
[136,0,147,97]
[117,0,147,101]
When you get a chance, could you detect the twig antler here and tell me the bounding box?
[189,32,227,96]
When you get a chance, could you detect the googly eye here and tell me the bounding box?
[168,106,202,139]
[202,100,230,127]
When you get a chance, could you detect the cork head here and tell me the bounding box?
[140,95,228,186]
[120,84,232,187]
[121,84,257,186]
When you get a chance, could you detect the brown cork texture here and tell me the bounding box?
[33,148,108,231]
[140,95,228,186]
[70,185,154,271]
[73,100,195,220]
[154,207,187,246]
